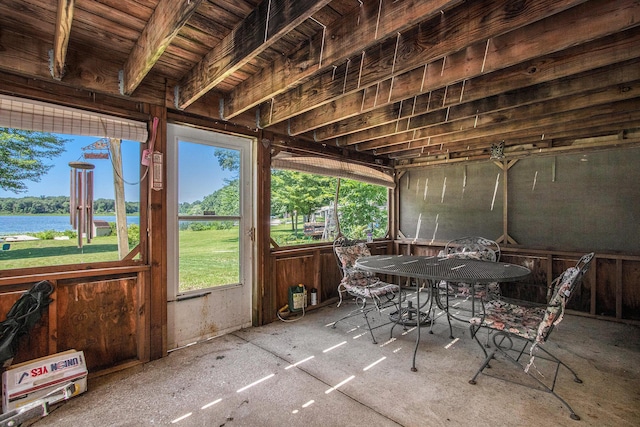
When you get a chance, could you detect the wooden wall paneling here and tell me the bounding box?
[566,252,593,313]
[0,284,52,365]
[320,250,341,303]
[596,258,616,317]
[56,277,139,372]
[266,254,278,324]
[616,259,623,320]
[274,254,316,311]
[0,72,149,122]
[546,252,554,302]
[590,258,598,316]
[312,248,321,303]
[137,270,150,364]
[500,253,547,303]
[147,104,167,360]
[622,260,640,320]
[256,132,272,326]
[48,280,58,356]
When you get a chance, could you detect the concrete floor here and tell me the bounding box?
[32,291,640,427]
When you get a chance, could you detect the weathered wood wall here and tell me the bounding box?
[265,241,392,323]
[0,267,149,373]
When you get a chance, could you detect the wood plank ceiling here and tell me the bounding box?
[0,0,638,168]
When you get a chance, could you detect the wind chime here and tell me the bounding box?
[69,161,95,248]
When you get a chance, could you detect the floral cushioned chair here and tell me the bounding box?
[438,236,501,298]
[332,236,400,344]
[468,252,594,420]
[432,237,501,338]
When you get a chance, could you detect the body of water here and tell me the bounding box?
[0,215,139,235]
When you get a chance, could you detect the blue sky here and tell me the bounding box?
[0,134,141,201]
[0,133,236,204]
[177,141,236,204]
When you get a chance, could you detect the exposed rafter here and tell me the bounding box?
[51,0,75,80]
[221,0,461,120]
[326,29,640,149]
[120,0,203,96]
[257,0,593,130]
[175,0,333,110]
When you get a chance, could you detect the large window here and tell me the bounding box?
[270,169,390,246]
[0,96,146,271]
[166,124,253,296]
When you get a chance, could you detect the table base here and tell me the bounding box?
[389,300,431,327]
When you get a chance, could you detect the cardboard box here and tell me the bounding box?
[2,350,87,412]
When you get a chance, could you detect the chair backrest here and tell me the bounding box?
[535,252,595,343]
[333,236,372,278]
[444,236,500,262]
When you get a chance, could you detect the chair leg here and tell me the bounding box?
[468,347,497,385]
[496,342,581,420]
[362,309,378,344]
[336,284,345,308]
[469,329,582,420]
[333,295,397,344]
[531,343,583,384]
[469,324,489,359]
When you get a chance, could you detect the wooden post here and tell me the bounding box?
[147,105,167,360]
[109,138,129,259]
[495,160,518,245]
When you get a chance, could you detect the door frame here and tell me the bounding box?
[165,123,255,349]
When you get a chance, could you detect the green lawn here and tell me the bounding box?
[0,236,123,269]
[0,222,326,290]
[178,228,240,292]
[270,221,330,246]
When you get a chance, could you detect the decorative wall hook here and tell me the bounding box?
[490,140,505,159]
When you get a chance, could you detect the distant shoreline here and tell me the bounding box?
[0,214,139,235]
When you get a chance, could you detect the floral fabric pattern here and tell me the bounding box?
[437,249,500,298]
[334,240,399,299]
[470,267,580,342]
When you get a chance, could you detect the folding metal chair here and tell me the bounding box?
[331,236,400,343]
[468,252,595,420]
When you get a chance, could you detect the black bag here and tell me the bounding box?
[0,281,54,367]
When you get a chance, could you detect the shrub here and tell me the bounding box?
[35,229,56,240]
[128,224,140,247]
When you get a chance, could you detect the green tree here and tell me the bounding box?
[271,170,334,232]
[201,179,239,216]
[213,148,239,173]
[337,179,388,239]
[0,128,67,193]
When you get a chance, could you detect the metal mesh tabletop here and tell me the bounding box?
[356,255,531,283]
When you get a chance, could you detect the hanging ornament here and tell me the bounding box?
[69,161,95,248]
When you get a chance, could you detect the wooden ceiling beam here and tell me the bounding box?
[273,0,639,134]
[120,0,203,96]
[51,0,74,80]
[354,62,640,151]
[222,0,461,120]
[376,99,640,156]
[392,127,640,162]
[175,0,332,110]
[362,81,640,152]
[258,0,593,130]
[319,28,640,144]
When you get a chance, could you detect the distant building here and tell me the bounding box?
[93,220,112,237]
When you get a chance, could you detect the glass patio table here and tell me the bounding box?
[355,254,531,371]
